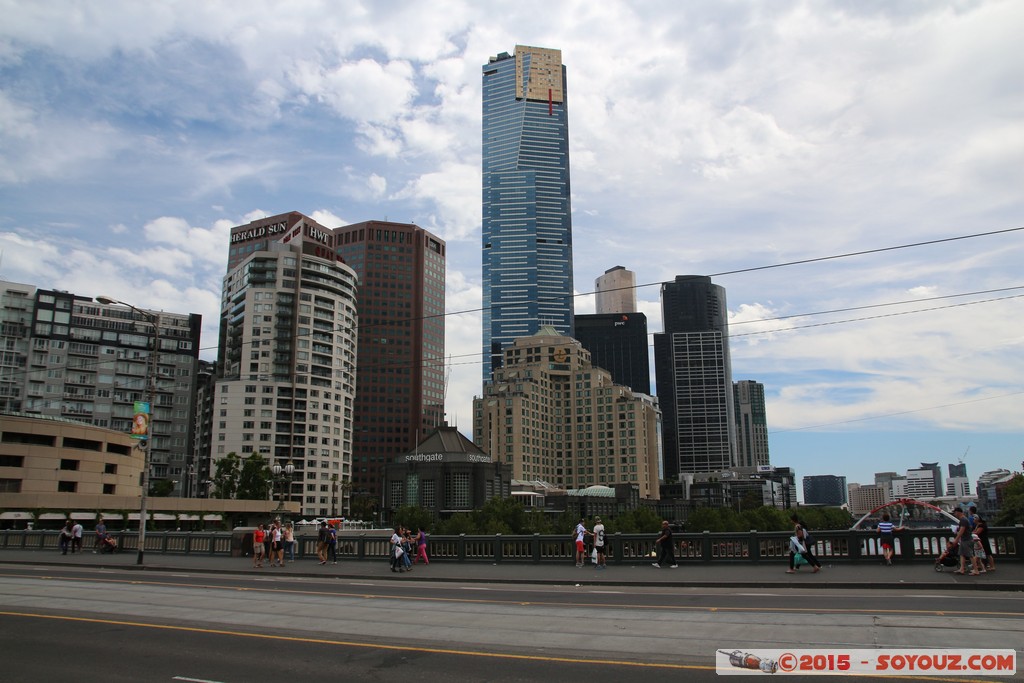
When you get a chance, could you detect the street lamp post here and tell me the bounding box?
[272,460,295,512]
[97,295,159,566]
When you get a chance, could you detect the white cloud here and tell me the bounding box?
[1,0,1022,484]
[310,210,347,229]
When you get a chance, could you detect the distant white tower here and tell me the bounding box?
[595,265,637,314]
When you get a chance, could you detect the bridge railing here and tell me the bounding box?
[1,526,1020,563]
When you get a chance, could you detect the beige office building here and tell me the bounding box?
[473,327,660,500]
[848,483,890,516]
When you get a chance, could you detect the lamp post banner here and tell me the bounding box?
[131,401,151,439]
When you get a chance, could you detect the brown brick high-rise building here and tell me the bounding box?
[335,221,446,503]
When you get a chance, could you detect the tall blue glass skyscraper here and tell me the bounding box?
[481,45,574,381]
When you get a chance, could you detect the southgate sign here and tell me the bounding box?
[402,452,494,464]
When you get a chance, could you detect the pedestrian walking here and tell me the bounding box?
[414,526,429,565]
[400,527,413,570]
[93,517,107,554]
[950,508,975,575]
[59,520,73,555]
[71,521,84,553]
[271,521,284,567]
[316,521,329,565]
[593,517,607,570]
[283,522,296,562]
[970,506,995,572]
[252,524,266,568]
[573,518,589,567]
[652,520,677,568]
[327,523,338,564]
[390,526,407,573]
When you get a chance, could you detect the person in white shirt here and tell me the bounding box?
[573,518,589,567]
[592,517,607,570]
[71,522,84,554]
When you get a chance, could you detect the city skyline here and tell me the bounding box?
[0,2,1021,489]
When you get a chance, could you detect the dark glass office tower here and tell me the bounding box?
[654,276,736,478]
[481,45,574,381]
[574,312,651,394]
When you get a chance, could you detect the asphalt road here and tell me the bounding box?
[1,565,1021,682]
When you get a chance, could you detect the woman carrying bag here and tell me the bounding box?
[786,525,821,574]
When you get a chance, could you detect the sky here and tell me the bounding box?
[1,1,1022,496]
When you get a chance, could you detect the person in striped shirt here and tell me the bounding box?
[876,513,903,565]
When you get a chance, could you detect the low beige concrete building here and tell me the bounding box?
[0,413,296,527]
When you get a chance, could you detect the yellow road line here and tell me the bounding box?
[0,610,997,682]
[0,610,713,671]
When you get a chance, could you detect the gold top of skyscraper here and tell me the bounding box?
[515,45,563,103]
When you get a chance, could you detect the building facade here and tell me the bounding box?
[472,327,661,499]
[653,275,736,478]
[481,45,574,381]
[383,426,509,519]
[190,359,216,498]
[0,280,201,495]
[802,474,848,506]
[0,412,142,497]
[976,469,1015,516]
[733,380,769,470]
[335,221,446,501]
[595,266,637,315]
[848,483,889,516]
[946,476,971,499]
[904,465,941,499]
[573,312,651,394]
[214,212,359,517]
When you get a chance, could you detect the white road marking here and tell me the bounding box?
[173,677,225,683]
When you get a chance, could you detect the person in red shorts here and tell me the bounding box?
[252,524,266,568]
[573,518,590,567]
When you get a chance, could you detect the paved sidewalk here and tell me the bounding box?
[0,549,1019,591]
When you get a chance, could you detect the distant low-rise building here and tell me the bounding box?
[976,469,1016,517]
[848,483,889,516]
[802,474,847,506]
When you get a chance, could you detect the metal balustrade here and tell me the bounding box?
[1,526,1020,563]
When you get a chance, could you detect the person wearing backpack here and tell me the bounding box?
[315,521,329,565]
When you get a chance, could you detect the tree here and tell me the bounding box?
[393,505,434,533]
[609,507,662,533]
[237,453,271,501]
[472,497,529,534]
[437,513,475,535]
[995,475,1024,526]
[349,493,377,522]
[149,479,175,497]
[211,452,241,499]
